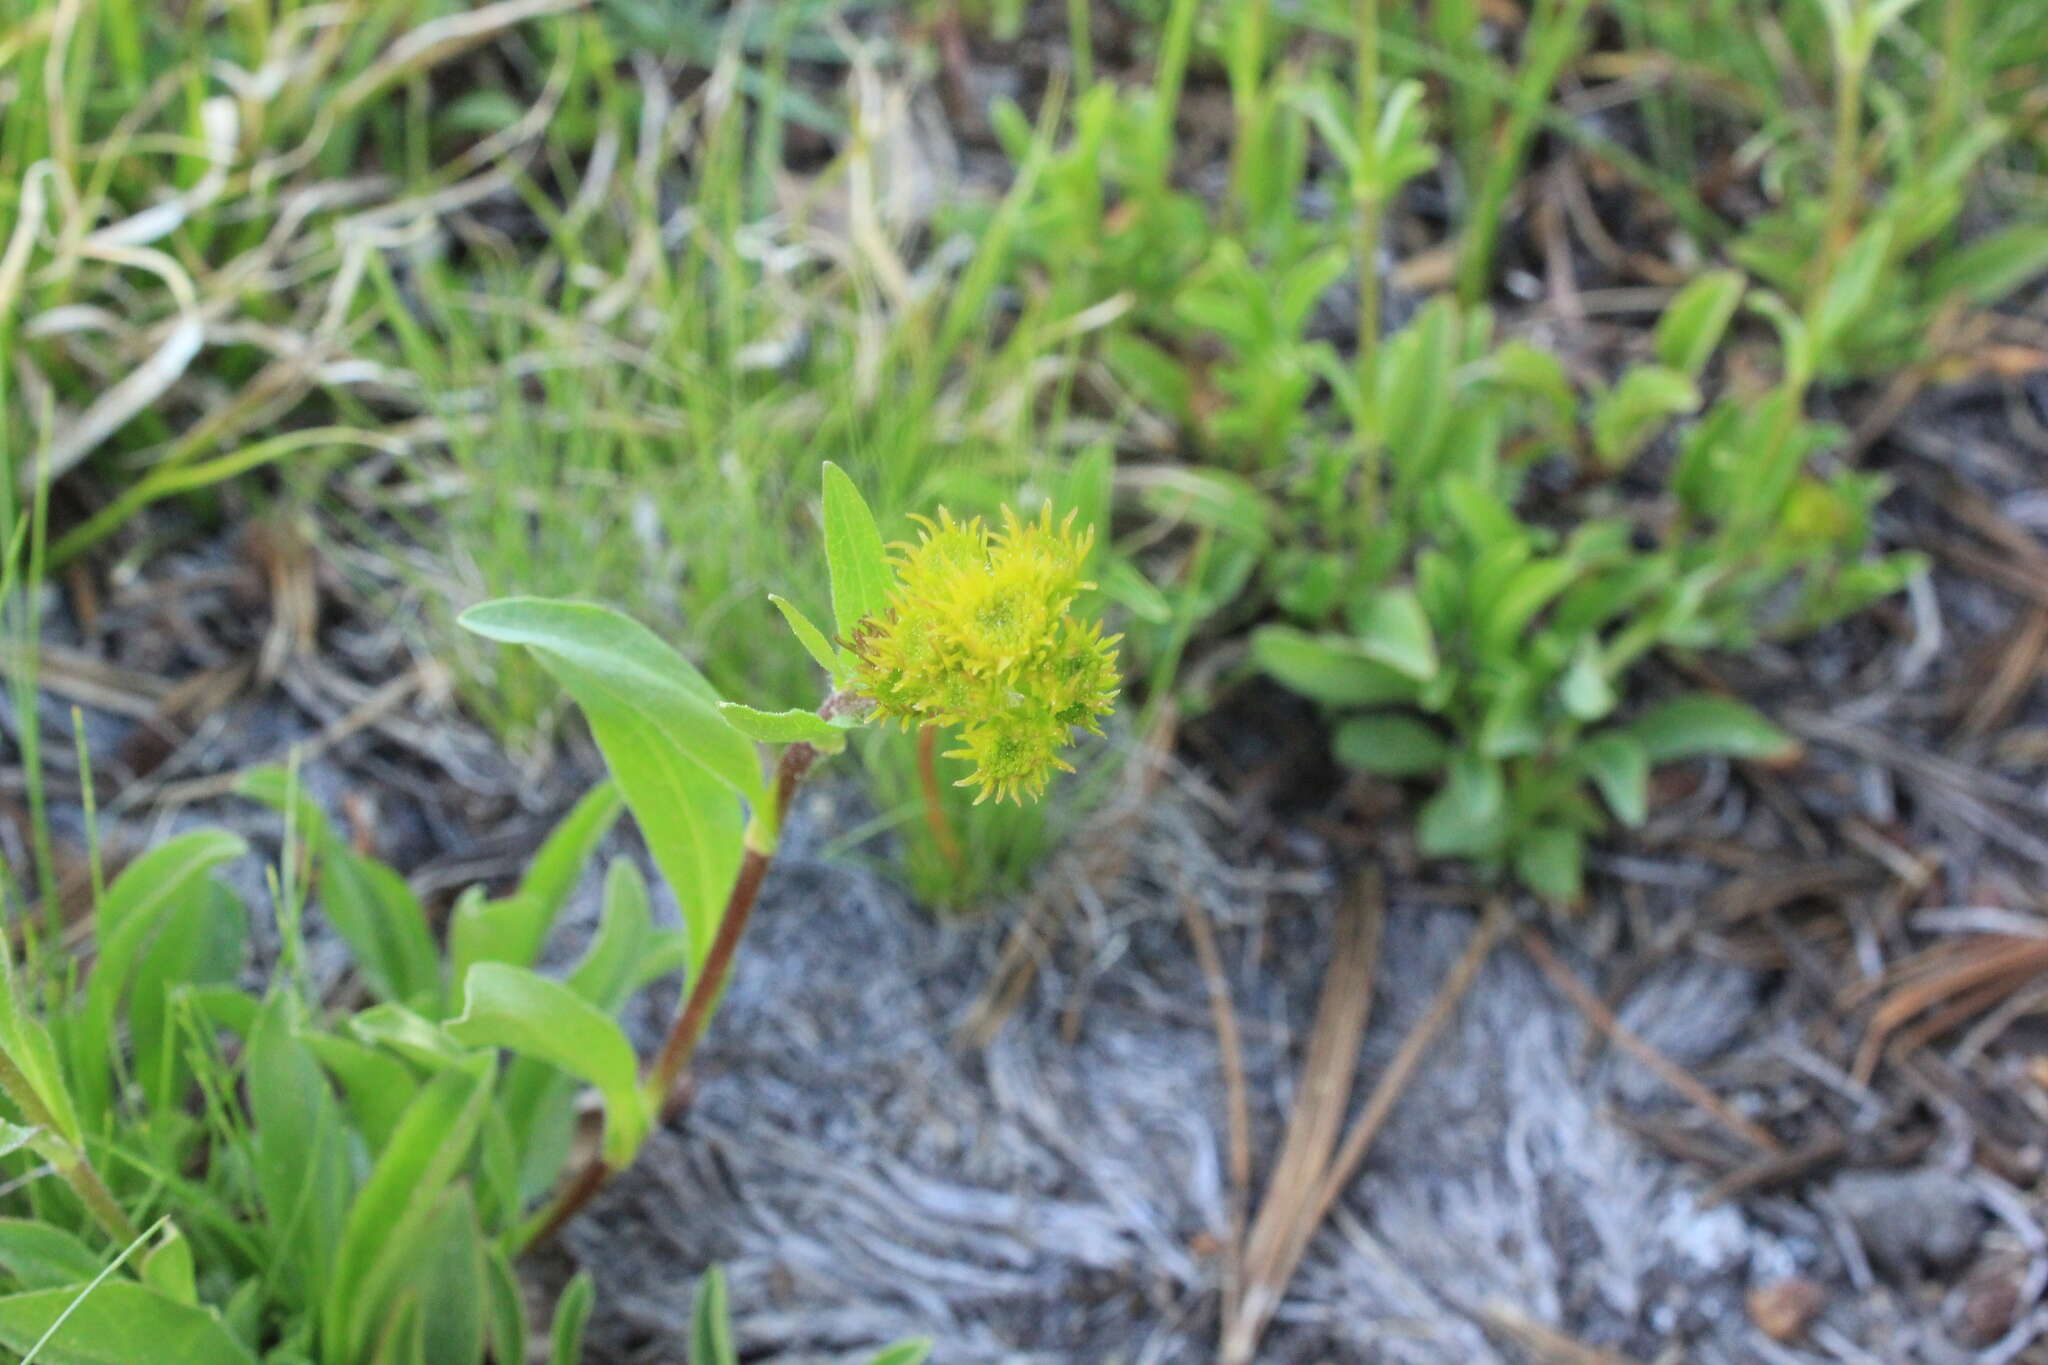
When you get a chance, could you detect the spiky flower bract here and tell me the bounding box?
[851,505,1120,803]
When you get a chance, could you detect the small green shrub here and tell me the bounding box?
[1251,279,1924,903]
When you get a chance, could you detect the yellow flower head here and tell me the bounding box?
[851,504,1119,803]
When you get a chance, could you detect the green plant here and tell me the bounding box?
[0,476,949,1360]
[0,770,633,1362]
[1252,279,1923,903]
[0,766,939,1363]
[1600,0,2048,379]
[458,461,1117,1232]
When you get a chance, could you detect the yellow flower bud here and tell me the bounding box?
[850,504,1119,803]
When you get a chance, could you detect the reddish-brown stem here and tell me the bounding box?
[520,1155,610,1251]
[916,725,964,870]
[647,846,773,1119]
[519,740,819,1252]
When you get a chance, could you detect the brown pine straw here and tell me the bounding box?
[1848,935,2048,1085]
[1178,884,1251,1313]
[1219,879,1511,1365]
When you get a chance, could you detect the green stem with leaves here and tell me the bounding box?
[1819,40,1868,278]
[1354,0,1383,366]
[0,1047,136,1246]
[1351,0,1389,535]
[520,735,821,1252]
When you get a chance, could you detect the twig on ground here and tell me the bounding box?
[1519,924,1783,1156]
[1178,879,1251,1323]
[1221,870,1383,1365]
[1476,1301,1647,1365]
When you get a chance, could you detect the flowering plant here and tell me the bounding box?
[459,463,1116,1238]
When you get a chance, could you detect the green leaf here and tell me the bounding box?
[1417,754,1508,859]
[548,1273,595,1365]
[716,703,848,751]
[510,779,626,936]
[1653,270,1745,377]
[1134,468,1274,548]
[127,878,244,1113]
[347,1003,472,1072]
[1477,677,1543,759]
[1811,220,1893,363]
[484,1248,528,1365]
[0,1123,36,1164]
[0,957,78,1163]
[865,1343,934,1365]
[768,595,839,679]
[1333,714,1448,777]
[1103,332,1194,422]
[1557,643,1617,722]
[416,1187,488,1365]
[238,772,438,1006]
[474,1106,523,1236]
[1250,627,1422,708]
[1099,557,1174,625]
[367,1295,422,1365]
[325,1064,494,1364]
[1514,825,1584,905]
[1061,445,1115,566]
[321,848,441,1009]
[566,860,687,1012]
[1590,365,1699,468]
[302,1034,418,1153]
[1379,299,1457,484]
[459,599,753,968]
[1436,474,1524,552]
[1579,733,1649,827]
[459,599,762,802]
[72,830,246,1126]
[691,1266,737,1365]
[822,462,893,647]
[1491,341,1575,433]
[0,1222,101,1291]
[447,964,651,1167]
[221,1278,264,1351]
[139,1226,195,1307]
[1627,694,1799,765]
[1928,223,2048,304]
[0,1282,258,1365]
[450,781,624,980]
[93,830,247,949]
[1345,588,1439,681]
[1288,79,1363,177]
[247,997,350,1302]
[1478,559,1579,660]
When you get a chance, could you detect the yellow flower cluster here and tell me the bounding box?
[851,506,1120,803]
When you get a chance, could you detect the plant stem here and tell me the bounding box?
[520,738,821,1252]
[1355,0,1382,363]
[1067,0,1093,90]
[1818,43,1867,280]
[0,1047,136,1246]
[916,725,964,871]
[1149,0,1201,188]
[1456,0,1593,305]
[1354,0,1385,526]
